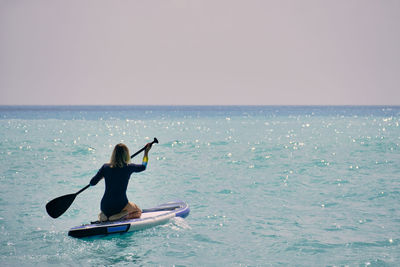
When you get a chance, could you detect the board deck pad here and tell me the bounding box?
[68,201,190,238]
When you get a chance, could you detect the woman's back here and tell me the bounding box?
[90,163,145,217]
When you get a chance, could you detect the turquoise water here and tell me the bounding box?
[1,106,399,266]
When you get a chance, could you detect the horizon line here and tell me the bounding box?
[1,104,400,107]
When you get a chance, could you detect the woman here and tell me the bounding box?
[90,143,152,222]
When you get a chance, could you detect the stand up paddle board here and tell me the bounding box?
[68,201,190,238]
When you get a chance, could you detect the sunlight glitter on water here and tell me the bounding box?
[0,106,399,266]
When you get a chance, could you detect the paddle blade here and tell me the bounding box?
[46,193,77,218]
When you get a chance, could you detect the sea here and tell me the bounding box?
[0,105,399,266]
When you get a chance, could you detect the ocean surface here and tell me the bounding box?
[0,105,399,266]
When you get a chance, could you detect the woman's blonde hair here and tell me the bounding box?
[110,143,130,168]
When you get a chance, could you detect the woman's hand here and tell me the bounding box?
[144,143,152,154]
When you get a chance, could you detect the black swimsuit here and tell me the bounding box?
[90,163,146,217]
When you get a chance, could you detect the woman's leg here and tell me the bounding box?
[108,210,129,221]
[102,202,142,221]
[122,202,142,219]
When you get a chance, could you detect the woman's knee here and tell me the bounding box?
[124,202,141,213]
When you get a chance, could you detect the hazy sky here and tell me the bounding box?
[1,0,399,105]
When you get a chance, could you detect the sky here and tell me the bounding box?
[0,0,399,105]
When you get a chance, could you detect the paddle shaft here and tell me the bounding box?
[130,137,158,158]
[75,184,90,196]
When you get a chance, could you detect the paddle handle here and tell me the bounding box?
[130,137,158,159]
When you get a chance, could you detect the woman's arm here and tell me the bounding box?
[90,165,105,186]
[142,143,152,167]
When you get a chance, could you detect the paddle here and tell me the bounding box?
[45,138,159,218]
